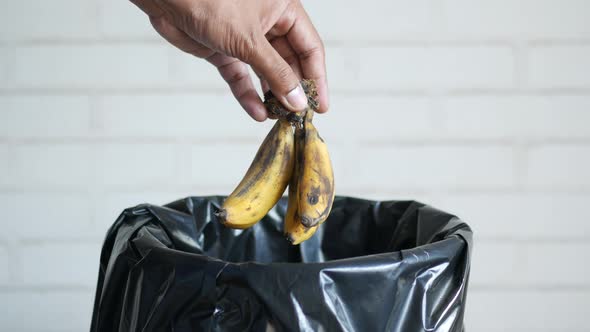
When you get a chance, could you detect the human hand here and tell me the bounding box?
[131,0,329,121]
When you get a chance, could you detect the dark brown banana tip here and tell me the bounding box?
[285,233,296,245]
[214,209,228,225]
[263,79,319,126]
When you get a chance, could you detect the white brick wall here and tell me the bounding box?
[433,193,590,239]
[359,46,515,90]
[98,0,155,39]
[471,241,590,286]
[0,0,98,41]
[97,143,177,186]
[0,194,93,239]
[442,95,590,139]
[527,145,590,187]
[0,96,91,137]
[2,144,93,188]
[94,191,187,231]
[1,0,589,331]
[325,46,515,90]
[20,242,102,286]
[0,291,94,332]
[442,0,590,39]
[529,46,590,88]
[13,45,170,88]
[356,145,516,190]
[0,246,9,283]
[96,94,271,138]
[314,96,433,140]
[302,0,432,41]
[466,290,589,331]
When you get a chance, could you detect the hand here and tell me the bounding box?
[131,0,329,121]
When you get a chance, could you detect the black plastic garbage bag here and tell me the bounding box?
[90,196,472,332]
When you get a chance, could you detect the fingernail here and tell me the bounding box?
[285,85,307,111]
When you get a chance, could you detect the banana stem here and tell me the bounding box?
[264,79,319,127]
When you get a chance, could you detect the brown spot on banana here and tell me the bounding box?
[219,118,295,229]
[235,135,279,197]
[307,194,319,205]
[307,186,321,205]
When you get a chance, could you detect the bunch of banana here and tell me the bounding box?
[216,79,334,245]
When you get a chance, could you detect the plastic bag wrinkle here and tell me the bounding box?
[91,196,472,332]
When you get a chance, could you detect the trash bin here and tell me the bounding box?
[90,196,472,332]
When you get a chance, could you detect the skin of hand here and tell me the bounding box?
[130,0,329,121]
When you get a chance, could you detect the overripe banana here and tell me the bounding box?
[296,110,335,228]
[284,125,319,244]
[217,78,334,244]
[216,118,295,229]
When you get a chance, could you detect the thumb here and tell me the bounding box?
[248,38,307,112]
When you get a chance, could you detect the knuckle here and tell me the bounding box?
[226,70,248,85]
[232,32,257,62]
[284,54,298,66]
[273,64,294,86]
[299,44,324,61]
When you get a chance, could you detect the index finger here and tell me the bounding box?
[130,0,163,17]
[285,4,329,113]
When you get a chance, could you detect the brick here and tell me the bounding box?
[313,96,432,141]
[2,144,92,188]
[471,241,590,287]
[433,193,590,239]
[317,142,362,192]
[0,290,94,332]
[20,242,102,286]
[188,142,360,192]
[324,47,361,90]
[354,145,515,189]
[97,94,273,138]
[190,143,260,189]
[0,246,8,283]
[94,191,189,234]
[529,46,590,88]
[0,46,10,85]
[359,46,514,89]
[526,145,590,187]
[0,0,97,40]
[466,290,589,331]
[332,191,435,203]
[0,96,91,137]
[96,144,176,186]
[443,95,590,139]
[302,0,431,41]
[0,193,93,238]
[0,145,13,185]
[443,0,590,39]
[13,44,169,88]
[98,0,157,38]
[167,50,228,88]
